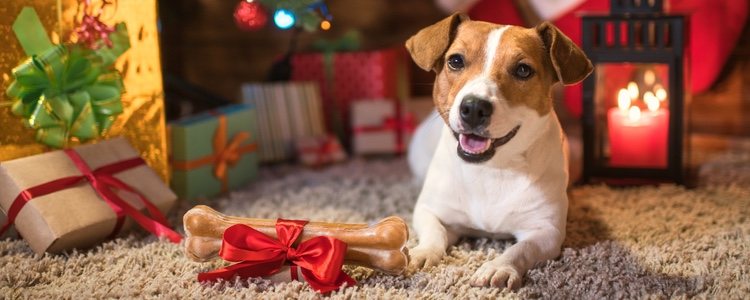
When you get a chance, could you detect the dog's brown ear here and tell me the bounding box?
[536,22,593,85]
[406,13,468,72]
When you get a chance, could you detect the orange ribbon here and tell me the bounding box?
[172,115,256,192]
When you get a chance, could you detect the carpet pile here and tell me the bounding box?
[1,153,749,299]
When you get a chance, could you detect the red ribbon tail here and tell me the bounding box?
[98,175,171,226]
[300,268,356,294]
[198,261,254,283]
[97,186,182,243]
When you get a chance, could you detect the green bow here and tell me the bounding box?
[4,7,130,148]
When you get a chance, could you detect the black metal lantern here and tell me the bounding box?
[581,0,689,185]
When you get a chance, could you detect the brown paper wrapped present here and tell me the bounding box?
[0,137,181,254]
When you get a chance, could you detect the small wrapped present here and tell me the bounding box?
[169,104,259,200]
[291,48,410,145]
[241,82,326,163]
[295,135,347,167]
[0,137,181,254]
[351,100,416,155]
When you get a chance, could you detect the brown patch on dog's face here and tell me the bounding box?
[432,23,559,122]
[432,21,497,122]
[490,26,558,115]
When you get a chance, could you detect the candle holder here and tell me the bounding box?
[581,0,689,184]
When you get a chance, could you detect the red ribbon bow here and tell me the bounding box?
[198,220,356,294]
[0,149,182,243]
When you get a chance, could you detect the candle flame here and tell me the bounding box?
[644,70,655,86]
[628,106,641,122]
[627,82,639,100]
[644,91,659,112]
[655,87,667,101]
[618,89,631,112]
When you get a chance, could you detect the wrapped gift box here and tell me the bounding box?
[351,100,415,155]
[169,104,259,200]
[295,135,347,167]
[291,48,410,145]
[241,82,326,163]
[0,137,178,254]
[0,0,170,181]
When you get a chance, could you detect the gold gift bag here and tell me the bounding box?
[0,0,169,181]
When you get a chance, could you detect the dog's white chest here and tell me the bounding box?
[457,162,542,233]
[418,124,565,237]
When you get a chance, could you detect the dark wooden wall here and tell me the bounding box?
[158,0,445,105]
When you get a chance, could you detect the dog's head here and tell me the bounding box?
[406,14,593,163]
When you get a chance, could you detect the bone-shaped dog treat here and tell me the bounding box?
[183,205,410,275]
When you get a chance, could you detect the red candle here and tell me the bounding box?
[607,90,669,168]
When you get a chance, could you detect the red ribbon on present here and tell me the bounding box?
[353,113,416,152]
[298,135,341,167]
[0,149,182,243]
[198,220,356,294]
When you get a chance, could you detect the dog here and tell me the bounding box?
[405,14,593,289]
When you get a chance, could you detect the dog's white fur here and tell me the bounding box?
[408,26,572,289]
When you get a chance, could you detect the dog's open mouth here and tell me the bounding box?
[455,125,521,163]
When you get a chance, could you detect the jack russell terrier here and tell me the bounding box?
[405,14,592,289]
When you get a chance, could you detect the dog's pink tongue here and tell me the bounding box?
[459,134,491,154]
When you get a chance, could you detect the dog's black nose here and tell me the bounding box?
[459,96,493,129]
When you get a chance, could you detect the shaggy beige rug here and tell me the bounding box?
[1,154,749,299]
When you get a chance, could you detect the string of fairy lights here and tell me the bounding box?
[234,0,332,32]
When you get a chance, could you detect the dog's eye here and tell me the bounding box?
[447,54,465,71]
[514,64,534,79]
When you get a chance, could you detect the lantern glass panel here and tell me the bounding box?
[593,62,670,169]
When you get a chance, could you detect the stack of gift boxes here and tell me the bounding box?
[291,47,416,156]
[0,0,182,252]
[0,1,417,254]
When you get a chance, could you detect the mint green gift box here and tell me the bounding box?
[169,104,258,200]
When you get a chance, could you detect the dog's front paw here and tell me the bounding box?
[408,246,444,270]
[470,261,523,289]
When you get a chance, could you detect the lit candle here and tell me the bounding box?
[644,91,659,111]
[644,69,656,86]
[607,86,669,168]
[627,81,639,100]
[655,85,667,102]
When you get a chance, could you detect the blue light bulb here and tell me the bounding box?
[273,9,295,30]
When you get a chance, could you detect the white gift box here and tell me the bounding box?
[351,99,414,155]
